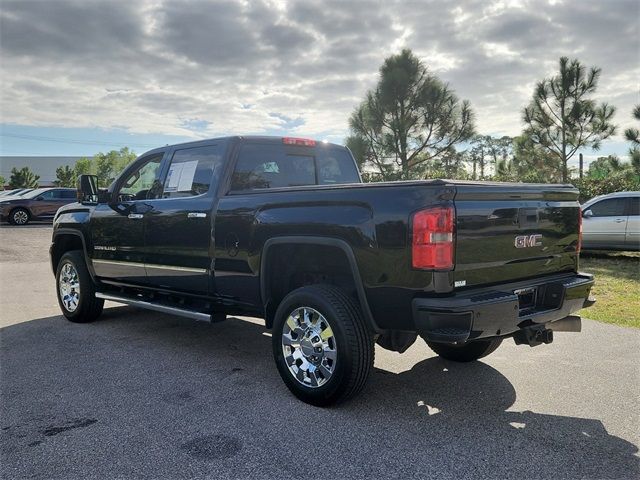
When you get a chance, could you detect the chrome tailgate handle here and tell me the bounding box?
[187,212,207,219]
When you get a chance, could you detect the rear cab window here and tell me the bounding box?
[230,141,360,191]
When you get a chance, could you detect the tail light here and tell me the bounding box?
[577,210,583,254]
[283,137,316,147]
[412,206,455,270]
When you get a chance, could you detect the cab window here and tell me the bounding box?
[162,145,225,198]
[230,144,359,191]
[117,153,163,201]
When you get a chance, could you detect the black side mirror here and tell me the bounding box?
[77,175,99,204]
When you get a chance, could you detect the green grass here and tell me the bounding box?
[579,251,640,328]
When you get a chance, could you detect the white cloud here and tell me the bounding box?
[0,0,637,151]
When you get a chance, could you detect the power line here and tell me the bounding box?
[0,132,157,149]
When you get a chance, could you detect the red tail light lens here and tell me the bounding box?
[283,137,316,147]
[577,210,583,254]
[412,206,455,270]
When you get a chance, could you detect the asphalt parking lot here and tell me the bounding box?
[1,225,639,479]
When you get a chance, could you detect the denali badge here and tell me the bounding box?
[514,234,542,248]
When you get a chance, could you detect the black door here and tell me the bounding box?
[90,152,165,285]
[143,143,227,295]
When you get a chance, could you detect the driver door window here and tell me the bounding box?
[117,154,163,202]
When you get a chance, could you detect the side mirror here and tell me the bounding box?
[36,196,44,201]
[582,209,593,218]
[77,174,100,204]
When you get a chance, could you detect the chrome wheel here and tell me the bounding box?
[281,307,337,388]
[12,210,28,225]
[59,262,81,312]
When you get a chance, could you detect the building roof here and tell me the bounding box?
[0,156,82,186]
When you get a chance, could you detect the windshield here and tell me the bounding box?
[20,188,48,199]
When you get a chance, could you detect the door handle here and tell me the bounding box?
[187,212,207,219]
[614,219,626,223]
[128,213,144,219]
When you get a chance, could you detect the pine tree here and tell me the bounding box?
[523,57,617,182]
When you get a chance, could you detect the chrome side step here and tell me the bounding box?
[95,292,211,322]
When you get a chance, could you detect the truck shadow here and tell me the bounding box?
[1,309,638,479]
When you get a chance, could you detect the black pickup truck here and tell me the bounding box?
[51,136,594,406]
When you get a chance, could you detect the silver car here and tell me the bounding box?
[581,191,639,251]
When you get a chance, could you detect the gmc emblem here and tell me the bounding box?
[515,234,542,248]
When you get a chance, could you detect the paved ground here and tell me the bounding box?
[1,225,639,479]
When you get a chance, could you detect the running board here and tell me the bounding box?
[95,292,212,322]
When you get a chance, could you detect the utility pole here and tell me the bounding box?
[579,153,584,179]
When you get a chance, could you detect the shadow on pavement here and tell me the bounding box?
[1,308,638,479]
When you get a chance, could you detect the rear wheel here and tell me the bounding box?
[426,338,503,362]
[56,251,104,323]
[272,285,374,406]
[9,208,30,225]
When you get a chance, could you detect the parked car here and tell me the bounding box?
[581,191,640,251]
[50,136,594,406]
[0,187,77,225]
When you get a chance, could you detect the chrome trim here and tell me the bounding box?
[145,263,208,273]
[128,213,144,219]
[92,259,207,274]
[92,259,146,268]
[187,212,207,218]
[95,292,211,322]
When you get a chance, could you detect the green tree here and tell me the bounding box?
[74,157,92,176]
[54,165,77,187]
[523,56,617,182]
[0,175,5,188]
[624,104,640,173]
[511,134,563,182]
[9,167,40,188]
[467,135,513,179]
[349,49,475,180]
[73,147,137,187]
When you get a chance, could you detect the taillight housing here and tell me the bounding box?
[412,206,455,270]
[577,210,583,254]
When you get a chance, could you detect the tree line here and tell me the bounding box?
[346,49,639,196]
[5,147,137,189]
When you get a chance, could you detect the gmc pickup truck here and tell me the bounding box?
[51,136,594,406]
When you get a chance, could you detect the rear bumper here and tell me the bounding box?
[412,273,595,343]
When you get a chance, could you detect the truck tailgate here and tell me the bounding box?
[453,183,580,288]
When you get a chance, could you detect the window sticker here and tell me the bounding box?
[165,160,198,192]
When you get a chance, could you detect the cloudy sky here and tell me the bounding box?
[0,0,638,162]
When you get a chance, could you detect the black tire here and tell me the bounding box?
[272,285,374,406]
[9,207,30,225]
[55,250,104,323]
[426,338,503,362]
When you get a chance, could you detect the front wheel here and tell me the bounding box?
[426,338,503,362]
[9,208,30,225]
[56,251,104,323]
[272,285,374,406]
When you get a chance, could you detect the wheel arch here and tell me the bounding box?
[9,205,32,221]
[259,236,379,333]
[51,229,96,280]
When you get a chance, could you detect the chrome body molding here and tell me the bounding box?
[92,258,207,274]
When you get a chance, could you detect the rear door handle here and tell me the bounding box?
[614,219,626,223]
[187,212,207,218]
[128,213,144,219]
